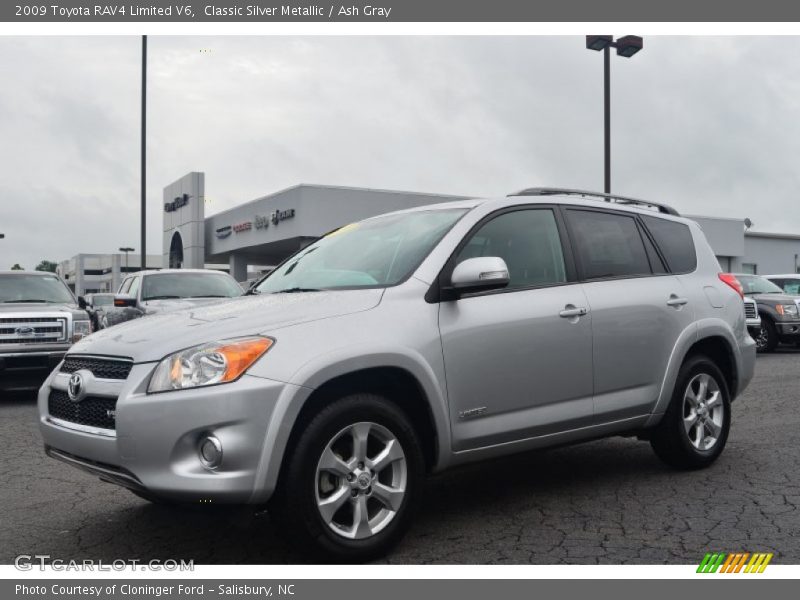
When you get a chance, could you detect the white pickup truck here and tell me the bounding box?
[0,271,92,392]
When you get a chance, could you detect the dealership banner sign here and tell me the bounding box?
[4,0,800,22]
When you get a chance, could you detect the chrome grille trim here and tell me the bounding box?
[0,313,68,344]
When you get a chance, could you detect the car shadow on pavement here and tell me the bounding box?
[33,436,669,565]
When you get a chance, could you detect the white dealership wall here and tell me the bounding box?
[162,172,205,270]
[158,172,800,281]
[57,253,163,296]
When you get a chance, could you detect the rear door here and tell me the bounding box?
[564,208,695,422]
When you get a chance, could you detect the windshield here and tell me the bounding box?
[0,274,75,304]
[141,273,243,301]
[255,208,467,293]
[91,295,114,307]
[738,275,785,295]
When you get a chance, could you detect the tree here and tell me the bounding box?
[10,264,23,270]
[35,260,58,273]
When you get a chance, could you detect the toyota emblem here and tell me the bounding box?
[67,373,84,402]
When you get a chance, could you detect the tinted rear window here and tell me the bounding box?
[641,216,697,273]
[566,209,652,280]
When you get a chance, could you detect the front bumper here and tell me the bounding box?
[38,362,297,504]
[1,350,66,392]
[775,321,800,340]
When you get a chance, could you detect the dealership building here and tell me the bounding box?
[59,171,800,296]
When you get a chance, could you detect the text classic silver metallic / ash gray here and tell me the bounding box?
[38,188,756,561]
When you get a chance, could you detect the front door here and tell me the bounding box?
[438,207,595,452]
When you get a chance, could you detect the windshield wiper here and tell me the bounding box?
[143,295,181,300]
[272,287,322,294]
[186,295,230,298]
[2,299,50,303]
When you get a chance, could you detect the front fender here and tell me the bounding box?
[247,345,452,504]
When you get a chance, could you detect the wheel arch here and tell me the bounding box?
[249,351,452,504]
[646,320,743,428]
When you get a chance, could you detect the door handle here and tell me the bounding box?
[559,305,588,318]
[667,294,689,307]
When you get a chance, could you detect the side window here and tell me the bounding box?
[639,225,668,274]
[783,280,800,294]
[566,209,651,280]
[128,276,141,298]
[769,278,785,292]
[118,278,132,294]
[641,215,697,273]
[455,209,567,289]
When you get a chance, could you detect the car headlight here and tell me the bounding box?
[148,336,274,393]
[776,304,799,319]
[72,319,92,342]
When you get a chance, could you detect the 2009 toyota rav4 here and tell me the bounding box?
[39,188,756,561]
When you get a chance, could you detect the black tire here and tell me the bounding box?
[270,393,425,562]
[756,319,779,353]
[650,355,731,470]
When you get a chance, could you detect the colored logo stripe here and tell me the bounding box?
[697,553,726,573]
[697,552,773,573]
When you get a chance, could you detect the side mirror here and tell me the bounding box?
[114,294,137,308]
[77,296,87,309]
[448,257,510,295]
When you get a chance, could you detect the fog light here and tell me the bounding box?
[198,436,222,470]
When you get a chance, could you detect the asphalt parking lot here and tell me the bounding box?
[2,349,799,565]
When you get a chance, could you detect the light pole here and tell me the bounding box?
[141,35,147,278]
[119,247,135,272]
[585,35,643,194]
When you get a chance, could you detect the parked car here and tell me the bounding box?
[1,271,92,392]
[39,188,755,561]
[102,269,243,328]
[735,274,800,352]
[764,273,800,295]
[743,296,761,341]
[83,292,115,331]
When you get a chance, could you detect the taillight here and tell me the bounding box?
[719,273,744,298]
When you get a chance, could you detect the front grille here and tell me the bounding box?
[0,316,67,344]
[48,390,117,430]
[60,356,132,380]
[744,302,757,319]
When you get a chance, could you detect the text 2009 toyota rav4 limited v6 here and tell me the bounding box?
[39,188,756,561]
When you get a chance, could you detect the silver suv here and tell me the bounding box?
[38,189,756,561]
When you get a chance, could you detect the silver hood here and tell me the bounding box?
[0,302,85,318]
[68,289,384,362]
[140,296,230,314]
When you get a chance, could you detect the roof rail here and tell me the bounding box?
[509,187,680,216]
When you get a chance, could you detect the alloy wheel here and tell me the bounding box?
[756,327,769,351]
[682,373,724,451]
[315,421,407,540]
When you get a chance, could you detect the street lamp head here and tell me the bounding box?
[586,35,613,51]
[615,35,644,58]
[119,246,135,253]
